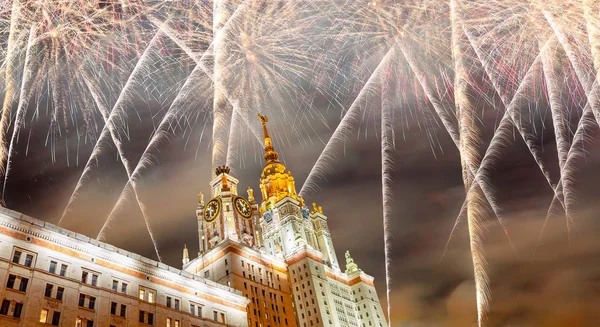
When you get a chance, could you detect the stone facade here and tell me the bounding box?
[0,207,248,327]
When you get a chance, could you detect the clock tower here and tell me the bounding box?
[197,166,258,253]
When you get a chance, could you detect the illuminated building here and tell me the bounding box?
[185,115,388,327]
[0,207,248,327]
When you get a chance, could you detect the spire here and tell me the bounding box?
[257,114,303,210]
[182,244,190,266]
[258,114,279,163]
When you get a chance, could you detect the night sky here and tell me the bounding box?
[4,23,600,327]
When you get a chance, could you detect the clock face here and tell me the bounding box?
[234,197,253,219]
[203,199,221,222]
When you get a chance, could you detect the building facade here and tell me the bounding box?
[0,207,248,327]
[185,114,388,327]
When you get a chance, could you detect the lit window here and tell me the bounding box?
[139,289,145,300]
[148,292,154,303]
[39,309,48,323]
[167,317,172,327]
[76,318,82,327]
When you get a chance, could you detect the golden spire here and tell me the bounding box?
[257,114,303,212]
[258,114,279,163]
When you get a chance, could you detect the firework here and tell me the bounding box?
[3,2,600,326]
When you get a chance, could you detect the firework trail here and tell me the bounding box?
[542,10,600,233]
[2,26,35,199]
[0,0,22,180]
[300,47,395,198]
[438,44,546,262]
[536,39,572,245]
[380,63,394,324]
[211,0,237,171]
[97,53,210,250]
[398,41,518,256]
[60,31,165,261]
[543,10,599,123]
[156,18,263,172]
[451,1,489,325]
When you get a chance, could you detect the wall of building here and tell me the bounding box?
[0,208,248,327]
[185,240,298,327]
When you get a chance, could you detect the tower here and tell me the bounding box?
[257,114,321,259]
[184,115,388,327]
[197,166,257,253]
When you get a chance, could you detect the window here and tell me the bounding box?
[13,303,22,318]
[190,304,195,315]
[148,313,154,325]
[91,274,98,286]
[198,305,202,317]
[88,297,96,310]
[45,284,53,297]
[18,277,28,292]
[111,302,117,315]
[174,299,180,310]
[139,289,145,300]
[204,270,209,278]
[139,310,145,323]
[60,264,67,277]
[120,304,126,317]
[112,280,118,291]
[24,254,33,267]
[167,296,172,308]
[167,317,172,327]
[148,291,154,303]
[49,261,57,274]
[80,294,87,307]
[12,251,21,264]
[86,320,94,327]
[81,271,88,283]
[56,286,64,300]
[6,275,15,289]
[0,300,9,315]
[121,283,128,294]
[175,320,180,327]
[76,318,82,327]
[40,309,48,323]
[51,311,61,326]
